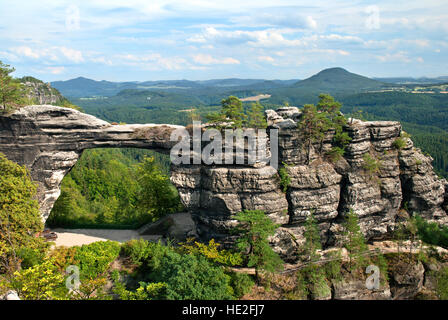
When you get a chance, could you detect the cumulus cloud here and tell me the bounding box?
[188,27,306,47]
[192,54,240,65]
[59,47,84,63]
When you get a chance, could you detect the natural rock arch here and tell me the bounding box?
[0,105,184,220]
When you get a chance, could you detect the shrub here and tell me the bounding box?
[414,215,448,248]
[393,137,407,150]
[362,153,381,176]
[17,247,45,269]
[113,279,167,300]
[73,241,121,280]
[2,259,67,300]
[278,164,291,193]
[326,146,345,162]
[180,239,243,267]
[436,267,448,300]
[229,272,255,298]
[150,251,234,300]
[121,239,152,266]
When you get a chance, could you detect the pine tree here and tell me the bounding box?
[342,209,368,271]
[206,96,246,129]
[247,102,267,129]
[300,212,321,263]
[298,104,329,164]
[233,210,283,283]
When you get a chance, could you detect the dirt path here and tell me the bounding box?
[51,228,162,247]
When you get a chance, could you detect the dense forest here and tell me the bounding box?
[47,148,179,229]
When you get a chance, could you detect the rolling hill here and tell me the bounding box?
[293,67,388,92]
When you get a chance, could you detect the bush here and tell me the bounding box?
[2,259,67,300]
[180,239,243,267]
[229,272,254,298]
[73,241,121,280]
[121,239,152,266]
[415,215,448,248]
[113,280,167,300]
[17,247,45,269]
[149,250,234,300]
[362,153,381,176]
[393,137,407,150]
[436,267,448,300]
[278,165,291,193]
[326,146,345,162]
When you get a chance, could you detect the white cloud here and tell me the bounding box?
[306,16,317,29]
[188,27,306,47]
[193,54,240,65]
[59,47,84,63]
[117,53,188,70]
[11,46,41,59]
[376,51,412,63]
[8,46,83,63]
[257,55,275,63]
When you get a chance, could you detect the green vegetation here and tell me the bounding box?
[278,163,291,193]
[47,149,181,229]
[298,94,351,164]
[0,61,25,112]
[414,215,448,248]
[342,210,368,270]
[233,210,284,283]
[247,102,268,129]
[0,153,48,276]
[362,153,382,176]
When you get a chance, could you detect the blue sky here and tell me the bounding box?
[0,0,447,81]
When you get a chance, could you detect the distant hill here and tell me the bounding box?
[374,77,447,85]
[51,77,138,98]
[292,67,388,92]
[51,77,298,98]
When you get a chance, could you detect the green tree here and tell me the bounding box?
[206,96,246,129]
[148,247,234,300]
[136,156,182,220]
[342,209,368,271]
[0,61,24,112]
[233,210,283,283]
[298,104,329,164]
[299,212,321,263]
[247,102,267,129]
[0,152,47,276]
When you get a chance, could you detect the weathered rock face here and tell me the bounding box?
[0,105,183,220]
[0,105,447,262]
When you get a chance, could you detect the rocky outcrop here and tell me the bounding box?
[389,260,425,299]
[0,105,447,261]
[21,77,65,105]
[138,212,198,241]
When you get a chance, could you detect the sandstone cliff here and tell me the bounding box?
[170,107,448,261]
[0,105,446,262]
